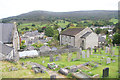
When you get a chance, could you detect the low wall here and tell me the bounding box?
[39,48,80,56]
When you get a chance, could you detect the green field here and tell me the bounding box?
[19,46,119,78]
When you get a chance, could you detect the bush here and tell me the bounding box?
[45,27,54,37]
[31,43,43,48]
[20,45,26,49]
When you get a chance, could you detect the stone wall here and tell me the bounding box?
[39,48,80,56]
[85,32,98,49]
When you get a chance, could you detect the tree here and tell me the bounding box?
[32,24,35,26]
[45,27,54,37]
[113,33,120,45]
[38,28,43,33]
[95,28,102,34]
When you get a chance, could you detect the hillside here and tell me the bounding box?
[1,10,118,23]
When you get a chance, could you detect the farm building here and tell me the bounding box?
[60,27,98,49]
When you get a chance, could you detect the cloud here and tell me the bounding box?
[0,0,119,19]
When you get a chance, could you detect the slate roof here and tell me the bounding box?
[0,23,14,43]
[60,28,85,36]
[81,32,92,38]
[0,41,13,56]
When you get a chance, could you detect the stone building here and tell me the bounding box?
[0,23,20,61]
[60,27,98,49]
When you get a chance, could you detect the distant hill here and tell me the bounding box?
[1,10,118,23]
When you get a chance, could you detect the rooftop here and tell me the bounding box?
[60,28,85,36]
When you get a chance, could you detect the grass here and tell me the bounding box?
[1,61,50,78]
[19,46,119,78]
[1,46,119,78]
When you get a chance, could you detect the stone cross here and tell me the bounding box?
[82,51,86,58]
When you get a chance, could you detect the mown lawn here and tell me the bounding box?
[20,46,119,78]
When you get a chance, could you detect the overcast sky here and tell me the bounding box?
[0,0,119,19]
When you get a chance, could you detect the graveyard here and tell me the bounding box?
[17,46,119,78]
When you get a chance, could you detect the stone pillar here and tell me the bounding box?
[60,35,62,46]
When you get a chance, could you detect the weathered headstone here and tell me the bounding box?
[109,46,113,55]
[94,46,97,53]
[21,62,24,66]
[42,60,45,63]
[105,47,108,53]
[68,53,72,62]
[55,57,59,61]
[76,52,80,59]
[112,60,116,63]
[98,48,101,54]
[58,54,62,60]
[112,50,115,56]
[82,51,86,58]
[50,75,56,78]
[106,58,111,64]
[50,54,54,62]
[79,48,82,55]
[108,47,110,54]
[87,50,90,58]
[103,67,109,78]
[91,47,93,55]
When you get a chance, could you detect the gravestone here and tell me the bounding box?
[50,54,54,62]
[55,57,59,61]
[112,60,116,63]
[106,58,111,64]
[50,75,56,80]
[21,62,24,66]
[72,58,78,61]
[42,60,45,63]
[105,47,108,53]
[58,54,62,60]
[91,47,93,55]
[109,46,113,55]
[108,47,110,54]
[103,67,109,78]
[94,46,97,53]
[87,50,90,58]
[79,48,82,55]
[68,53,72,62]
[112,49,115,56]
[98,48,101,54]
[76,52,80,59]
[82,51,86,58]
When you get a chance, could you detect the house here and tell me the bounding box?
[60,27,98,49]
[0,23,20,61]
